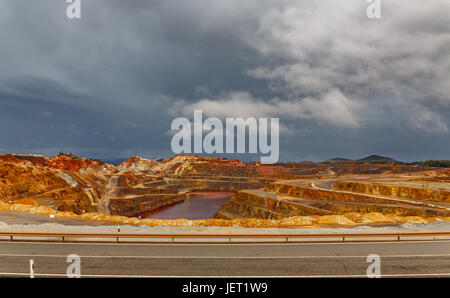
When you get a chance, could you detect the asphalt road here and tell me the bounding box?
[0,240,449,277]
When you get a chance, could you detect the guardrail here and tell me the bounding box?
[0,231,449,243]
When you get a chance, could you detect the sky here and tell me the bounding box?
[0,0,449,162]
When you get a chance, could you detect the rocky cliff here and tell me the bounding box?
[0,154,113,214]
[214,179,450,220]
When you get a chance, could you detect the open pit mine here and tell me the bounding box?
[1,153,450,228]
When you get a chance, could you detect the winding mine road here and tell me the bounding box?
[0,240,449,277]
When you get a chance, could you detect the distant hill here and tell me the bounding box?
[321,155,398,165]
[356,155,398,164]
[321,158,355,165]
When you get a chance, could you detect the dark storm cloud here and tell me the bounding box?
[0,0,449,161]
[0,0,266,158]
[0,75,171,158]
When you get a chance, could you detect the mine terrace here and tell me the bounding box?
[0,153,450,228]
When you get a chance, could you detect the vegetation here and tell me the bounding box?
[408,160,450,168]
[322,155,450,168]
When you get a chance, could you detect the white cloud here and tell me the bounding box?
[243,0,450,134]
[405,104,448,134]
[168,0,450,135]
[171,89,362,129]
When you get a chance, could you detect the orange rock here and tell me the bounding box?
[12,198,38,205]
[0,153,448,227]
[395,216,428,223]
[279,216,313,226]
[314,215,355,225]
[35,154,107,172]
[117,156,157,172]
[0,156,22,163]
[383,213,402,222]
[343,212,367,223]
[361,212,390,223]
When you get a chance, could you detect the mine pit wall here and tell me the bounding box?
[59,170,112,214]
[334,180,450,203]
[214,191,332,220]
[112,186,177,196]
[214,182,450,220]
[265,182,450,216]
[99,194,187,217]
[163,178,269,192]
[97,178,267,217]
[33,186,99,214]
[265,183,429,206]
[0,164,106,215]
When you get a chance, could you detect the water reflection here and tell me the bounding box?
[136,191,234,220]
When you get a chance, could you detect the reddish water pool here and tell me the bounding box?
[136,191,234,220]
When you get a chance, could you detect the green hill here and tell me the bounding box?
[356,155,397,164]
[320,158,355,164]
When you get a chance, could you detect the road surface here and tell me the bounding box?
[0,240,449,277]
